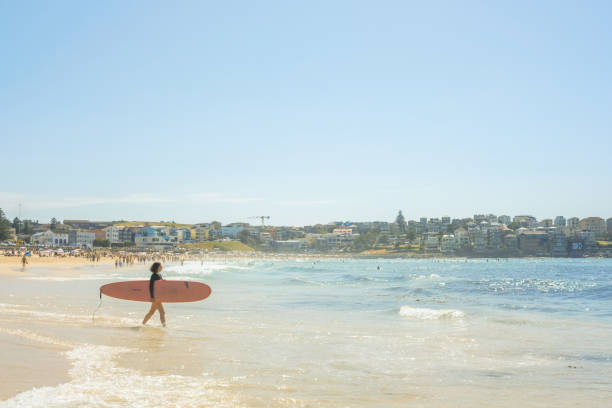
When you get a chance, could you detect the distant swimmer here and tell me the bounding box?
[142,262,166,327]
[377,265,381,270]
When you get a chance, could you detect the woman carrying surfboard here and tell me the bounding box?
[142,262,166,327]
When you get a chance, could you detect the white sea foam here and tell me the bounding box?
[2,334,241,407]
[399,306,466,320]
[0,303,140,327]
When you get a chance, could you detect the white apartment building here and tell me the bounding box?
[69,230,95,248]
[104,226,122,244]
[441,234,456,253]
[30,230,69,247]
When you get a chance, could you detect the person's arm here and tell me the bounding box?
[149,275,156,299]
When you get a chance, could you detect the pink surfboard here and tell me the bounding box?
[100,280,211,303]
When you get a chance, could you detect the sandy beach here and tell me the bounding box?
[1,257,611,407]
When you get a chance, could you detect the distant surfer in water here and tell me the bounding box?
[142,262,166,327]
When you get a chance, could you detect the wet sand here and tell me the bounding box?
[0,331,71,399]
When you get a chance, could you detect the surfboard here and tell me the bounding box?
[100,280,211,303]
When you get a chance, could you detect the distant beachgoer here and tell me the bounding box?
[142,262,166,327]
[21,255,28,271]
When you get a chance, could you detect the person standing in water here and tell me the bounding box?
[142,262,166,327]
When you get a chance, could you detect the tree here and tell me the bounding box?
[50,217,59,231]
[0,209,12,241]
[211,221,222,230]
[395,210,407,233]
[406,227,417,241]
[12,217,22,234]
[351,231,378,252]
[237,229,250,244]
[93,239,110,247]
[22,219,34,235]
[507,222,520,231]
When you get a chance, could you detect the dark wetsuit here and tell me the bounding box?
[149,273,162,299]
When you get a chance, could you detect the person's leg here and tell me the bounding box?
[142,302,157,325]
[158,303,166,327]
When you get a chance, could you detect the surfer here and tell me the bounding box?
[142,262,166,327]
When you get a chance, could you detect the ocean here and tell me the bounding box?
[1,258,611,407]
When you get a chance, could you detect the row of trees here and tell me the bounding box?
[0,209,61,241]
[0,209,12,241]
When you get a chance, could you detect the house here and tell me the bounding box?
[92,229,107,241]
[63,220,112,229]
[69,230,95,248]
[421,233,439,252]
[566,217,580,230]
[441,235,456,253]
[497,215,511,225]
[272,240,308,252]
[221,225,244,239]
[513,215,538,228]
[104,226,123,243]
[194,226,210,242]
[31,230,69,247]
[454,228,470,249]
[554,216,566,227]
[579,217,606,237]
[135,235,175,250]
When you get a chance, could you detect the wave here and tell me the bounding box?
[2,341,239,408]
[398,305,465,320]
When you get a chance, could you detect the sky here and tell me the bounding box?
[1,1,611,226]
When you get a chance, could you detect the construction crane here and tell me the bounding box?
[249,216,270,227]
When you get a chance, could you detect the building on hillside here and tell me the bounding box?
[513,215,538,228]
[579,217,606,237]
[421,233,439,253]
[549,229,568,257]
[30,230,69,247]
[69,230,95,248]
[441,234,456,253]
[498,215,511,225]
[318,231,355,251]
[104,226,122,244]
[92,229,107,241]
[539,219,553,228]
[474,214,487,224]
[518,231,549,256]
[221,225,244,239]
[472,230,486,252]
[63,220,113,229]
[120,227,138,243]
[454,228,470,249]
[554,216,566,227]
[566,217,580,230]
[194,226,209,242]
[608,218,612,236]
[135,235,174,250]
[272,240,308,252]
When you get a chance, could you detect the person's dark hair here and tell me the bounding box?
[150,262,162,274]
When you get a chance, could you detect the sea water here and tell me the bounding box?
[1,258,611,407]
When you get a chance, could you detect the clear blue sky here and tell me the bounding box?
[1,1,610,225]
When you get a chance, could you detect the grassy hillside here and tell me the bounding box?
[180,241,255,252]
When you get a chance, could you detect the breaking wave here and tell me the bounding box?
[398,305,466,320]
